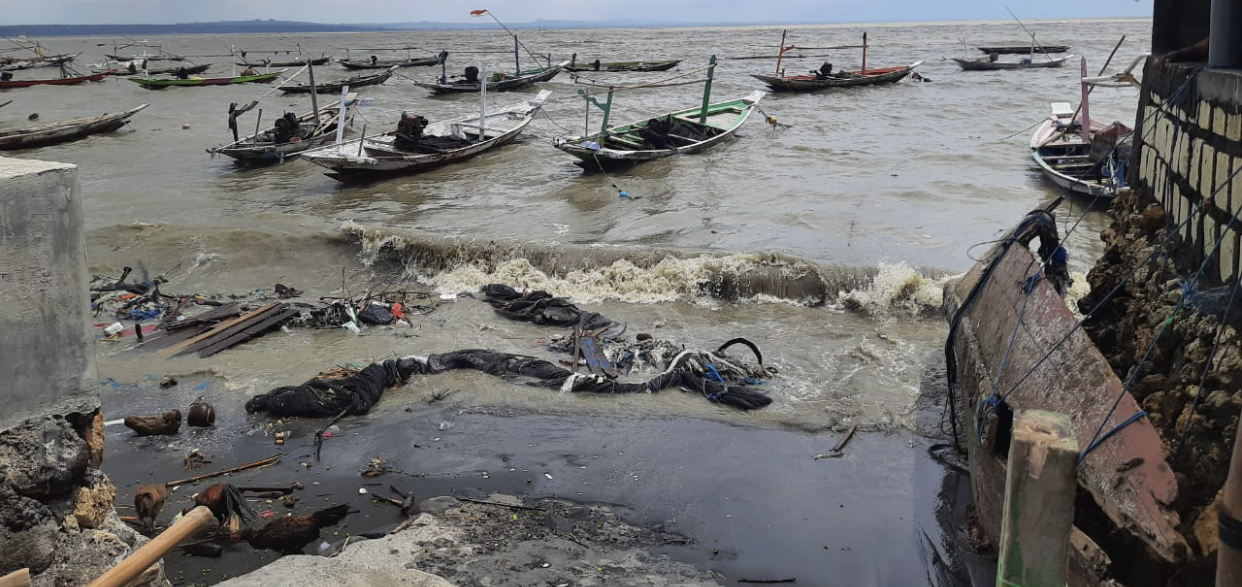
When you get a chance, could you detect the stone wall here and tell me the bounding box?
[1131,61,1242,283]
[0,157,167,587]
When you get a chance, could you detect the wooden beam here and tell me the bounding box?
[1219,404,1242,586]
[157,303,277,358]
[86,506,214,587]
[996,410,1078,587]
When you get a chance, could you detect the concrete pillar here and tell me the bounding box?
[1153,0,1212,56]
[0,157,99,428]
[1210,0,1242,68]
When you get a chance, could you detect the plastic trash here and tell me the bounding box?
[103,322,125,336]
[438,293,457,302]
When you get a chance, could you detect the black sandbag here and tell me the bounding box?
[245,359,421,417]
[480,284,614,330]
[357,304,395,325]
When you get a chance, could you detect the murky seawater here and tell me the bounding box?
[6,18,1148,431]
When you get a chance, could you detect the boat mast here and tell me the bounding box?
[308,60,320,122]
[334,84,350,145]
[861,32,868,73]
[774,29,788,77]
[1079,57,1090,144]
[514,35,520,74]
[479,63,488,142]
[699,55,716,124]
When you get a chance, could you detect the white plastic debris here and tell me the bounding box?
[358,488,368,495]
[438,293,457,302]
[103,322,124,336]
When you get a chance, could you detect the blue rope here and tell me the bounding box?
[974,271,1041,445]
[1079,411,1148,461]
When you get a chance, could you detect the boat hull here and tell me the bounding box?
[953,56,1070,71]
[339,57,439,70]
[0,73,108,88]
[752,62,920,92]
[564,59,682,72]
[416,63,567,94]
[128,71,284,88]
[280,66,396,94]
[236,57,330,67]
[0,104,148,150]
[1029,114,1132,199]
[977,45,1070,54]
[208,102,355,164]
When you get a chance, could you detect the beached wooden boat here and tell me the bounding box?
[0,103,147,150]
[127,70,284,89]
[417,62,566,94]
[555,90,764,166]
[1030,102,1132,198]
[237,56,331,67]
[279,66,396,94]
[208,97,355,164]
[340,56,439,70]
[953,55,1071,71]
[752,31,919,92]
[978,44,1070,54]
[564,56,682,72]
[301,90,551,181]
[0,72,108,89]
[97,63,211,77]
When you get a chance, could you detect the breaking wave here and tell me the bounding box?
[341,222,956,317]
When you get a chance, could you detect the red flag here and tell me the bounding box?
[470,9,488,15]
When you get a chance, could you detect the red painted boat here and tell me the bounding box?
[0,72,107,89]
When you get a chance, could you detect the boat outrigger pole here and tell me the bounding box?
[514,36,520,75]
[861,32,868,73]
[775,29,789,76]
[699,55,716,124]
[577,87,613,136]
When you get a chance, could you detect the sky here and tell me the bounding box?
[1,0,1151,25]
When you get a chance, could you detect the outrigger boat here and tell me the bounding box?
[417,27,564,94]
[300,86,551,181]
[977,44,1070,54]
[1029,59,1134,199]
[337,48,443,70]
[0,65,108,89]
[128,70,284,89]
[0,104,147,150]
[564,54,681,72]
[279,65,397,94]
[953,54,1072,71]
[97,63,211,77]
[208,96,356,164]
[553,56,763,167]
[236,56,331,67]
[751,31,920,92]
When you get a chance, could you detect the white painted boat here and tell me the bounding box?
[1030,102,1132,198]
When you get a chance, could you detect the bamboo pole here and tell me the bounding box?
[0,569,30,587]
[86,506,214,587]
[996,410,1078,587]
[1218,404,1242,586]
[163,454,281,487]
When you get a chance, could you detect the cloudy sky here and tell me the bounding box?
[6,0,1150,25]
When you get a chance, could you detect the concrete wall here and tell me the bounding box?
[1131,62,1242,283]
[1152,0,1211,55]
[0,157,99,428]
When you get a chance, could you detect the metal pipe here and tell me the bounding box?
[1210,0,1242,68]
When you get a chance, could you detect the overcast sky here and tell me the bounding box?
[5,0,1151,25]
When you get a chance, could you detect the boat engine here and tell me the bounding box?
[394,112,429,150]
[273,112,300,143]
[463,66,479,83]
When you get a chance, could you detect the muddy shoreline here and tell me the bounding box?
[99,360,972,586]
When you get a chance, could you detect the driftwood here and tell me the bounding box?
[833,425,857,452]
[164,455,281,487]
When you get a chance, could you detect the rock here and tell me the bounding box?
[35,526,167,587]
[0,416,89,498]
[82,412,105,468]
[1135,205,1166,232]
[71,469,117,529]
[0,484,59,575]
[417,497,462,516]
[213,554,451,587]
[1192,491,1222,558]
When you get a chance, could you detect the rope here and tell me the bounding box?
[569,64,714,92]
[1079,412,1148,461]
[571,77,707,90]
[1173,274,1242,458]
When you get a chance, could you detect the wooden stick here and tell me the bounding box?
[0,568,30,587]
[315,408,350,461]
[164,454,281,487]
[457,496,546,512]
[86,506,214,587]
[832,426,857,453]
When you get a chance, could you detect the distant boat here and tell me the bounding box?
[953,55,1072,71]
[417,62,566,94]
[105,53,184,62]
[0,72,108,89]
[339,56,440,70]
[208,97,356,164]
[127,70,284,89]
[279,65,397,94]
[0,53,79,71]
[236,56,331,67]
[554,91,764,167]
[1030,101,1132,198]
[564,55,682,72]
[751,30,920,92]
[300,90,551,181]
[0,104,147,150]
[97,63,212,77]
[977,45,1070,55]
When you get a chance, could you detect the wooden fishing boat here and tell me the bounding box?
[555,90,763,167]
[300,90,551,181]
[97,63,211,77]
[339,56,439,70]
[978,44,1070,54]
[106,53,184,62]
[0,72,108,89]
[236,56,330,67]
[208,97,356,164]
[1030,102,1132,198]
[0,104,147,150]
[128,70,284,89]
[417,62,566,94]
[953,55,1071,71]
[279,65,397,94]
[0,53,79,71]
[752,31,920,93]
[564,56,682,72]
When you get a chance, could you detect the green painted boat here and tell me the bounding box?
[127,70,284,89]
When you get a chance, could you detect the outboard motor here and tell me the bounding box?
[394,112,429,150]
[463,66,480,83]
[273,112,299,143]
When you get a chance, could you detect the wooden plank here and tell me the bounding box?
[157,303,277,358]
[180,304,289,357]
[196,307,299,358]
[165,303,241,331]
[996,410,1077,587]
[86,507,214,587]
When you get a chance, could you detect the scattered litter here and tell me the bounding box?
[260,510,277,519]
[187,399,215,427]
[124,409,182,436]
[439,293,457,302]
[159,376,178,388]
[812,453,843,460]
[183,449,208,471]
[544,473,553,480]
[358,488,368,495]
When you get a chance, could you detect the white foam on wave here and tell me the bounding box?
[837,260,957,317]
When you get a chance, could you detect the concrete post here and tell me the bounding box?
[996,410,1079,587]
[1210,0,1242,68]
[1218,405,1242,586]
[0,157,99,428]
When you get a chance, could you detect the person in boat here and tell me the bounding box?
[226,100,260,142]
[988,52,999,62]
[592,59,601,71]
[0,72,11,81]
[812,62,834,79]
[463,65,480,84]
[369,55,379,66]
[393,112,429,151]
[127,61,138,74]
[175,66,189,79]
[241,66,258,76]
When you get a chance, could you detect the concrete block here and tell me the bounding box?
[0,157,98,430]
[1229,112,1242,143]
[1221,232,1237,282]
[1214,106,1228,137]
[1205,213,1219,264]
[1200,146,1216,196]
[1199,102,1212,128]
[1216,152,1234,203]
